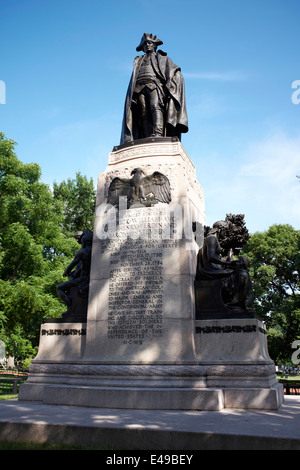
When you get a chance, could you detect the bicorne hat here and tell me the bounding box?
[136,33,163,52]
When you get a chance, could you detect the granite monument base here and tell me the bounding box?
[19,139,283,411]
[19,318,283,410]
[28,321,87,363]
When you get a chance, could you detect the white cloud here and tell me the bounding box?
[202,131,300,233]
[237,132,300,229]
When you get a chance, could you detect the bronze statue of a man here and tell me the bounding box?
[120,33,188,144]
[56,230,92,316]
[195,219,254,312]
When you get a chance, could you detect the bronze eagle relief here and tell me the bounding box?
[107,168,171,208]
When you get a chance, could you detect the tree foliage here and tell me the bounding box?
[0,133,95,365]
[243,224,300,363]
[53,172,95,235]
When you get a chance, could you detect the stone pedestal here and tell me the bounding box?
[19,138,283,410]
[194,318,284,409]
[35,322,87,362]
[84,138,205,365]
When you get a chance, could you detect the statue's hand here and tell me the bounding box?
[227,260,237,269]
[63,269,68,277]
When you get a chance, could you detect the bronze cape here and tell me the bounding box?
[120,50,188,145]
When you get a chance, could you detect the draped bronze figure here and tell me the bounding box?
[120,33,188,144]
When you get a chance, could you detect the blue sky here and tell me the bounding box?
[1,0,300,233]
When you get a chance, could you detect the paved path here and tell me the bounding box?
[0,397,300,450]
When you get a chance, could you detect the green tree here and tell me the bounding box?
[53,172,96,235]
[243,224,300,364]
[0,133,81,361]
[1,323,36,366]
[0,133,96,364]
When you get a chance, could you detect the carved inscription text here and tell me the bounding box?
[100,207,178,345]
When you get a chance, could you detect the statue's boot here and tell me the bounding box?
[151,109,164,136]
[142,116,152,138]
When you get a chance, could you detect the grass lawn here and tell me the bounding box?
[277,374,300,383]
[0,394,18,400]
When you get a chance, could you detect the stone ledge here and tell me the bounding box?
[19,381,283,411]
[108,137,194,170]
[1,397,300,450]
[1,419,300,450]
[21,384,224,411]
[112,136,180,152]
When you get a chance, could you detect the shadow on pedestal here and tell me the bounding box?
[194,279,257,320]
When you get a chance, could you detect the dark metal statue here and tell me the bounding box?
[195,215,255,319]
[204,213,250,261]
[107,167,171,208]
[120,33,188,144]
[56,229,93,320]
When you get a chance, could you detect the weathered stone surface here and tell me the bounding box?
[33,322,87,362]
[84,140,204,364]
[19,140,283,411]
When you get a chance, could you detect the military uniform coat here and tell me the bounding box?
[120,50,188,144]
